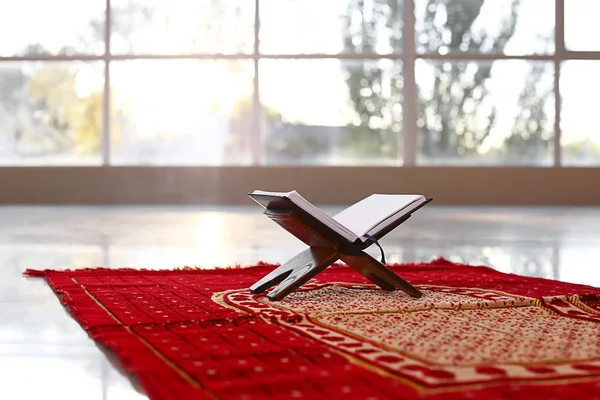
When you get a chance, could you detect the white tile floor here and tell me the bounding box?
[3,205,600,399]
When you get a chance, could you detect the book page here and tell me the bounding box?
[251,190,294,197]
[333,194,424,238]
[365,196,429,238]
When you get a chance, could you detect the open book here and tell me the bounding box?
[248,190,430,243]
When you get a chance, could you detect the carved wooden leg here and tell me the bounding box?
[249,246,339,301]
[338,247,422,298]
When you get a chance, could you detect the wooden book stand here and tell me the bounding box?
[249,194,432,301]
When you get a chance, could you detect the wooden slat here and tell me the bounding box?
[1,166,599,205]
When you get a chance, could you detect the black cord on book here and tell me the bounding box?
[364,234,386,264]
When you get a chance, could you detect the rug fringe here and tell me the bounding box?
[22,262,283,275]
[22,257,460,276]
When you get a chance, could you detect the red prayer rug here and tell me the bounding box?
[25,258,600,400]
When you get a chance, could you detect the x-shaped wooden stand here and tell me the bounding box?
[249,199,430,301]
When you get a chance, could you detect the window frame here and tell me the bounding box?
[2,0,600,205]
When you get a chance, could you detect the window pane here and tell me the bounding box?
[110,60,254,165]
[0,0,105,56]
[110,0,254,54]
[0,62,104,166]
[416,60,554,165]
[260,0,403,54]
[415,0,554,55]
[260,59,402,165]
[561,61,600,166]
[565,1,600,51]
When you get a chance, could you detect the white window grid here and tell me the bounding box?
[1,0,595,167]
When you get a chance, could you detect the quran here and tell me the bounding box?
[247,190,432,301]
[249,190,430,243]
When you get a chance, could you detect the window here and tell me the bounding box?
[260,58,403,165]
[416,59,554,166]
[110,59,254,165]
[0,61,104,165]
[1,0,599,166]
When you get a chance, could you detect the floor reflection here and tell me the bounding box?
[2,205,600,399]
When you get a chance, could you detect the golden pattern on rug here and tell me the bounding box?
[219,282,600,390]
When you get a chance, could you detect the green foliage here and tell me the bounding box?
[0,59,104,156]
[4,1,596,163]
[342,0,556,161]
[0,4,160,157]
[12,56,114,156]
[415,0,520,157]
[341,0,403,159]
[504,62,553,158]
